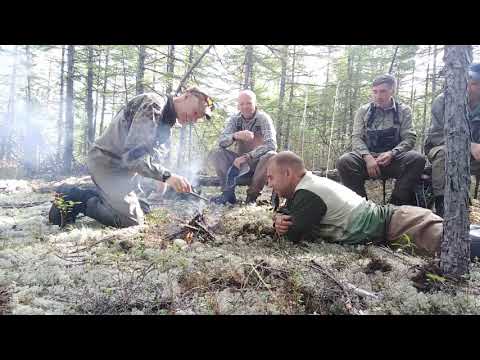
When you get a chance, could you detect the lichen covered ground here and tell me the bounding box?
[1,177,480,315]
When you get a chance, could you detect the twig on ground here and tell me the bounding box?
[310,259,381,300]
[0,201,46,209]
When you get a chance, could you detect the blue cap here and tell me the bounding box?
[469,63,480,81]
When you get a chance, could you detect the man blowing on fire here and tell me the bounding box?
[49,87,215,228]
[267,151,454,258]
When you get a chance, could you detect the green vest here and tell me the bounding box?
[295,172,395,244]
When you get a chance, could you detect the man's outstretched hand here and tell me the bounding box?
[166,174,192,193]
[274,214,293,236]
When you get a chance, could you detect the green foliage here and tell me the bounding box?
[391,233,417,256]
[5,44,479,172]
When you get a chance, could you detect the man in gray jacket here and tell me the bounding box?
[209,90,277,204]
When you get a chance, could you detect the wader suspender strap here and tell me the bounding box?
[366,101,400,128]
[366,101,401,147]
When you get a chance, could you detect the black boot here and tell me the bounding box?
[138,199,151,214]
[388,195,405,206]
[210,190,237,205]
[49,186,99,227]
[389,192,417,206]
[434,196,444,218]
[245,193,260,205]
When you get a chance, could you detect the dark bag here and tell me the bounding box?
[366,127,399,153]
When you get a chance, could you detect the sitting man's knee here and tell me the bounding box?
[409,151,427,168]
[207,148,225,163]
[336,152,354,171]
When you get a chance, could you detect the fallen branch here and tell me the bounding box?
[0,201,46,209]
[344,283,381,300]
[310,260,381,301]
[54,253,87,265]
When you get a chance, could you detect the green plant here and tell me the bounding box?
[52,194,82,227]
[391,233,417,255]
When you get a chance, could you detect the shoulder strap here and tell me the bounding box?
[393,101,401,126]
[366,103,376,128]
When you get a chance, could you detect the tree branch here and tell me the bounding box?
[175,45,213,95]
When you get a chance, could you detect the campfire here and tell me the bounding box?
[166,210,216,244]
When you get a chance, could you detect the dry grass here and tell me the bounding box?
[2,178,480,315]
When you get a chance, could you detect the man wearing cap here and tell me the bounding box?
[424,63,480,217]
[209,90,277,204]
[336,74,426,206]
[49,87,215,228]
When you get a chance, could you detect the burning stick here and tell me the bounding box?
[166,211,216,242]
[187,191,209,202]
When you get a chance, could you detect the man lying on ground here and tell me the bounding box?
[267,151,479,258]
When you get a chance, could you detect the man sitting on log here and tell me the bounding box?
[267,151,480,258]
[424,63,480,217]
[208,90,277,205]
[49,87,215,228]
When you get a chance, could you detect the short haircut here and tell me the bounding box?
[185,86,209,100]
[372,74,397,90]
[271,151,306,174]
[238,89,257,103]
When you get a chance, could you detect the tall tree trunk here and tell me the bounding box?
[99,48,110,135]
[111,69,118,123]
[300,86,308,158]
[86,45,95,151]
[321,46,332,165]
[23,45,36,175]
[166,45,175,94]
[177,45,194,169]
[440,45,473,277]
[243,45,254,90]
[284,45,296,150]
[348,46,361,143]
[2,46,18,162]
[57,45,66,162]
[63,45,75,174]
[409,61,416,109]
[93,47,101,138]
[276,45,288,147]
[388,45,400,74]
[121,49,129,105]
[163,45,176,167]
[25,46,32,111]
[136,45,146,95]
[152,60,157,91]
[46,59,52,111]
[342,45,353,150]
[420,52,430,154]
[431,45,438,103]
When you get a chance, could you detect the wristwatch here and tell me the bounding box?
[162,170,172,183]
[391,149,400,158]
